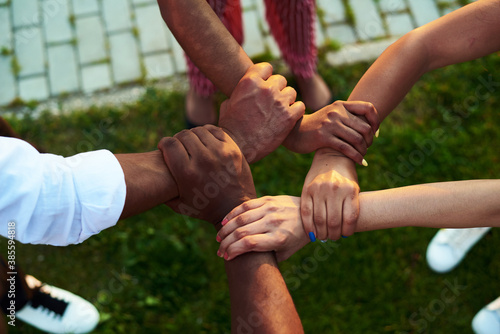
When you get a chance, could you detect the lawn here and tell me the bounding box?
[1,52,499,333]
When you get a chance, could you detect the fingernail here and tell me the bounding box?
[308,232,316,242]
[375,129,380,138]
[221,218,228,226]
[362,159,368,167]
[224,253,229,260]
[216,235,221,243]
[217,250,222,257]
[342,235,348,239]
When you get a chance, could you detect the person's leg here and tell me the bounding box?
[264,0,331,111]
[184,0,244,127]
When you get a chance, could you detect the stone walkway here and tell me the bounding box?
[0,0,469,109]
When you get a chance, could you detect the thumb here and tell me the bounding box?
[245,62,273,80]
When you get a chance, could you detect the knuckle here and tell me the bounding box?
[235,228,249,239]
[235,215,247,226]
[276,233,287,246]
[301,206,312,217]
[243,237,256,250]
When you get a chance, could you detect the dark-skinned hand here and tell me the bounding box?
[158,125,256,230]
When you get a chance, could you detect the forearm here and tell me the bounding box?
[348,0,500,121]
[347,32,428,121]
[225,252,303,334]
[117,150,178,219]
[157,0,253,96]
[215,200,303,333]
[357,180,500,231]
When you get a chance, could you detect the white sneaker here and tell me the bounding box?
[426,227,491,273]
[16,284,99,333]
[472,297,500,334]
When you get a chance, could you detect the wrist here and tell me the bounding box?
[213,195,254,232]
[311,150,358,182]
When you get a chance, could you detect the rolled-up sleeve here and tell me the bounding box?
[0,137,126,246]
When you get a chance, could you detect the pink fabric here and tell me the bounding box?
[185,0,317,97]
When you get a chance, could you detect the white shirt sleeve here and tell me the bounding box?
[0,137,126,246]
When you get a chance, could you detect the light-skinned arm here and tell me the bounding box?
[216,179,500,261]
[301,0,500,242]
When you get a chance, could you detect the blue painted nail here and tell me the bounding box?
[342,235,348,239]
[308,232,316,242]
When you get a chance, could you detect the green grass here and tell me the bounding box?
[2,53,500,333]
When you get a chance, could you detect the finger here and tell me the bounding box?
[223,234,279,261]
[300,192,317,242]
[343,101,380,133]
[217,203,268,241]
[173,129,206,158]
[246,62,273,80]
[343,113,374,148]
[289,101,306,121]
[323,136,365,165]
[157,137,189,173]
[202,124,227,142]
[190,126,230,152]
[334,123,368,157]
[217,216,268,256]
[341,193,360,238]
[312,195,328,240]
[281,86,298,105]
[267,74,287,91]
[326,193,342,241]
[222,197,267,224]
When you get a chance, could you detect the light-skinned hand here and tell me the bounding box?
[216,196,309,261]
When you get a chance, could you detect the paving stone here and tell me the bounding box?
[0,56,16,105]
[109,32,142,83]
[47,44,79,94]
[241,0,255,10]
[408,0,440,27]
[135,4,169,54]
[81,63,112,93]
[326,24,357,45]
[242,9,265,57]
[265,35,280,58]
[317,0,345,24]
[379,0,407,13]
[0,7,12,49]
[72,0,99,16]
[326,37,398,66]
[315,14,325,47]
[254,0,268,33]
[386,13,414,36]
[103,0,132,32]
[132,0,155,4]
[144,53,175,79]
[350,0,385,41]
[15,27,45,76]
[19,75,49,101]
[12,0,39,28]
[169,35,187,74]
[43,0,73,43]
[76,16,107,64]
